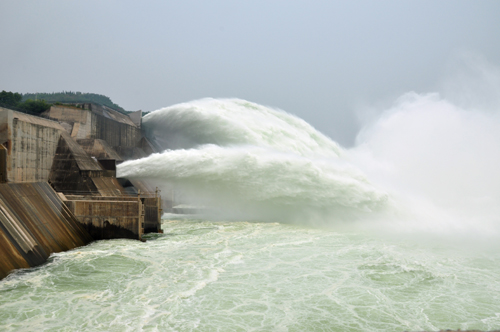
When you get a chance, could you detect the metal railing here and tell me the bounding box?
[59,188,161,198]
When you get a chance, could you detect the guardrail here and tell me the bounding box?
[59,189,161,198]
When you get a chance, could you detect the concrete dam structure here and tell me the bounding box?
[0,104,164,279]
[0,182,93,279]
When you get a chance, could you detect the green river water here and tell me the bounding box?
[1,218,499,332]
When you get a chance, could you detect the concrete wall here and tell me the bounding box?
[91,112,142,148]
[74,111,93,139]
[11,118,61,182]
[44,106,93,139]
[143,196,162,233]
[45,105,88,124]
[0,108,63,183]
[65,197,144,240]
[45,105,142,149]
[0,182,92,279]
[128,110,142,127]
[118,178,163,232]
[0,107,12,145]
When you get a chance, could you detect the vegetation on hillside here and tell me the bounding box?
[0,90,52,115]
[0,90,22,106]
[1,90,130,115]
[22,91,129,114]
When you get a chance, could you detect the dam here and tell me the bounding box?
[0,104,164,279]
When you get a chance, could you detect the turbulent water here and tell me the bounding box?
[2,88,500,331]
[1,219,500,331]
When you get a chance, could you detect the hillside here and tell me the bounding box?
[22,92,129,114]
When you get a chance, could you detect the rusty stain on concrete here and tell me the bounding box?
[0,182,93,279]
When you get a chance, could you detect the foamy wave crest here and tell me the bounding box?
[141,98,342,157]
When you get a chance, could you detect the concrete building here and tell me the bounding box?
[0,104,164,279]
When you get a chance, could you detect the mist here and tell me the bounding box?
[117,56,500,242]
[350,56,500,237]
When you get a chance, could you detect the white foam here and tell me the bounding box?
[118,58,500,236]
[119,99,389,224]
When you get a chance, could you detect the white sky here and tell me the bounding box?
[1,0,499,146]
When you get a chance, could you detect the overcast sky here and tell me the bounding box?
[1,1,499,146]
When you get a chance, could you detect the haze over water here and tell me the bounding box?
[2,76,500,330]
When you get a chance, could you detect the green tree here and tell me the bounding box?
[0,90,22,107]
[17,99,52,115]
